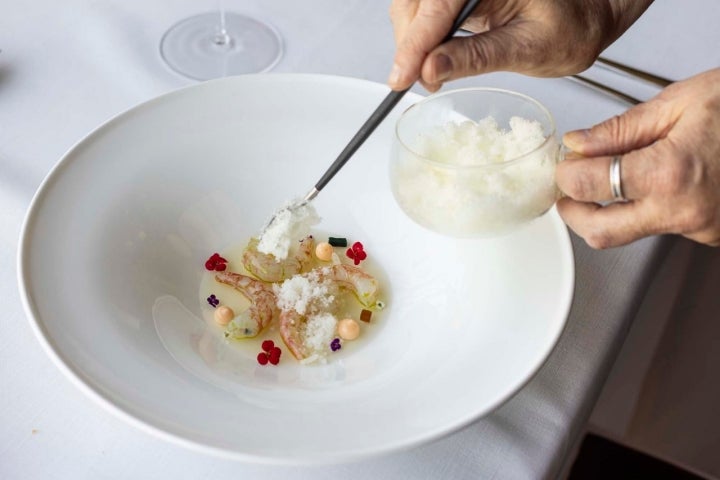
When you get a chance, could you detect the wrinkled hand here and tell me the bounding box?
[556,68,720,248]
[388,0,652,91]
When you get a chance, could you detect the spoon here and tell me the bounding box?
[261,0,483,235]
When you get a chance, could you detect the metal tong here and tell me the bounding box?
[571,57,674,105]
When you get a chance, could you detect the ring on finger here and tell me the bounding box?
[609,155,626,202]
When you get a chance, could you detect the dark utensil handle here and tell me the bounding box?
[313,89,406,191]
[313,0,483,192]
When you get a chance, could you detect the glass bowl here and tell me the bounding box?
[390,87,562,238]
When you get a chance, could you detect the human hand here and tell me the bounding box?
[388,0,653,92]
[555,68,720,248]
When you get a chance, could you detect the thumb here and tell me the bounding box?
[421,23,548,84]
[563,98,674,156]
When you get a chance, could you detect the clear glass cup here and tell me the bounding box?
[160,5,283,81]
[390,88,562,238]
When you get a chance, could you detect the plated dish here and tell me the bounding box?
[198,231,387,366]
[18,74,574,463]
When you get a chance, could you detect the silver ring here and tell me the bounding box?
[609,155,626,201]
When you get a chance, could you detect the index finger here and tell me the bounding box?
[389,0,419,45]
[388,0,467,90]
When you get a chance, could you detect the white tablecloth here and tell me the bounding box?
[2,1,718,479]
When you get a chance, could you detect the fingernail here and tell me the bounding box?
[388,63,403,88]
[434,54,453,82]
[563,129,591,151]
[564,150,584,161]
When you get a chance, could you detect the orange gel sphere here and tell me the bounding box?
[214,305,235,326]
[315,242,334,262]
[337,318,360,340]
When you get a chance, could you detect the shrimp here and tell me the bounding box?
[242,235,315,282]
[278,264,379,360]
[323,264,379,308]
[215,271,278,339]
[278,309,310,360]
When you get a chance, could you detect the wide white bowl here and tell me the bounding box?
[18,74,574,464]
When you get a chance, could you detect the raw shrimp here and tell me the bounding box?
[323,264,379,308]
[278,264,379,360]
[278,309,312,360]
[215,271,278,339]
[242,235,315,282]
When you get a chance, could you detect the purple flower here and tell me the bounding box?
[330,338,342,352]
[207,294,219,308]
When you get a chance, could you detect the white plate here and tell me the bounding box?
[18,74,574,464]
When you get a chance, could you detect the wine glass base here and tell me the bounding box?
[160,12,283,81]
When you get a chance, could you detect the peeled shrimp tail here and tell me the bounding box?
[278,309,308,360]
[224,308,263,339]
[215,271,278,338]
[326,264,379,307]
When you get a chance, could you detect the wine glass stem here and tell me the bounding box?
[214,0,232,46]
